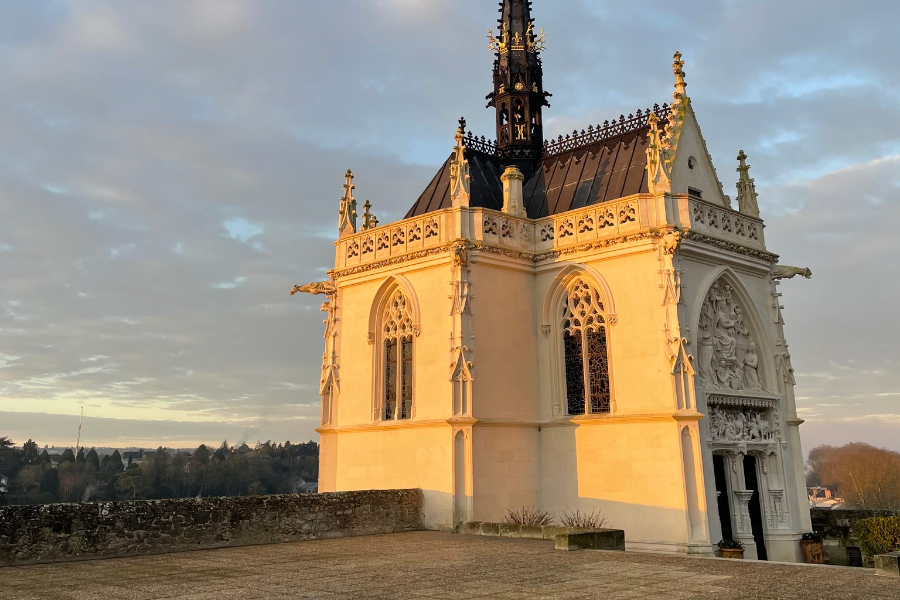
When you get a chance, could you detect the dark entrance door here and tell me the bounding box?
[743,455,768,560]
[712,455,733,542]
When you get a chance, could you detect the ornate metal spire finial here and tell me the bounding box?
[338,169,357,237]
[526,23,547,53]
[487,22,509,53]
[486,0,550,179]
[735,150,760,218]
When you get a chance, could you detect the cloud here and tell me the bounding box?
[223,218,263,243]
[212,276,246,290]
[0,0,896,450]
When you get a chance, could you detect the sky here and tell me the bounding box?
[0,0,898,452]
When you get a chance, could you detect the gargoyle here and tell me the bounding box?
[290,281,336,296]
[772,266,812,280]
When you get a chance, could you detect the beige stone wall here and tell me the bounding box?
[313,157,806,556]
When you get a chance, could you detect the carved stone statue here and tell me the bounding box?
[697,278,768,392]
[743,342,763,392]
[291,281,337,297]
[772,265,812,280]
[697,287,716,385]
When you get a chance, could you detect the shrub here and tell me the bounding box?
[717,539,744,550]
[559,509,608,529]
[504,507,555,527]
[855,516,900,559]
[801,532,823,542]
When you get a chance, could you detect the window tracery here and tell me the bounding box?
[561,278,611,414]
[382,290,415,420]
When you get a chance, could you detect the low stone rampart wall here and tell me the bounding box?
[0,489,423,566]
[811,507,900,567]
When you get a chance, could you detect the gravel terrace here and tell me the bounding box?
[0,531,897,599]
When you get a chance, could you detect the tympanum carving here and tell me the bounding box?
[697,280,767,392]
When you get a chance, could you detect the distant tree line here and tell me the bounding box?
[0,437,318,506]
[807,443,900,510]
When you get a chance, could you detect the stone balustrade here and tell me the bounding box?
[684,196,767,252]
[332,194,768,273]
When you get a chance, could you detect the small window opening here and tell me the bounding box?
[688,187,703,199]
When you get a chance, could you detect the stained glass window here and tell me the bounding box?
[401,338,413,420]
[384,339,397,421]
[381,290,415,421]
[564,332,585,415]
[587,329,611,413]
[561,278,611,415]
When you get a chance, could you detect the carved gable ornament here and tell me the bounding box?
[696,279,768,393]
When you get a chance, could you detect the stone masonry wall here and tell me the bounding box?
[0,489,423,566]
[811,508,900,567]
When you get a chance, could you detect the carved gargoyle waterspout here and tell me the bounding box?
[290,281,336,296]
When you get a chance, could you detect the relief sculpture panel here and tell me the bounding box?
[708,405,774,443]
[697,279,767,392]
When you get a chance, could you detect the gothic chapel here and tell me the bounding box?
[293,0,812,561]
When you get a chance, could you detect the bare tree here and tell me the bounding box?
[808,443,900,510]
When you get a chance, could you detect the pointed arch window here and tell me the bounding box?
[561,278,611,415]
[382,290,414,420]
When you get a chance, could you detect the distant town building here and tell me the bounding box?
[808,487,844,510]
[122,450,144,468]
[299,482,319,495]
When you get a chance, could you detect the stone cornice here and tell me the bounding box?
[683,231,778,264]
[317,419,450,434]
[318,412,690,434]
[533,232,659,263]
[332,246,452,280]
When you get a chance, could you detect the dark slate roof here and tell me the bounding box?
[404,150,507,219]
[406,112,667,220]
[524,125,653,218]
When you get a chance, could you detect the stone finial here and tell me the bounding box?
[735,150,761,218]
[646,113,671,195]
[338,169,357,237]
[664,52,689,151]
[450,122,471,208]
[361,200,378,231]
[501,166,526,217]
[673,51,687,101]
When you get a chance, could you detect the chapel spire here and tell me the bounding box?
[486,0,550,178]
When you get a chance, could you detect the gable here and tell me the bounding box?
[669,105,730,207]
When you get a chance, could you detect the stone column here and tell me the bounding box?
[733,490,754,536]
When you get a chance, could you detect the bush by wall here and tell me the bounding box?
[855,516,900,559]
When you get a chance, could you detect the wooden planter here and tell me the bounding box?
[720,548,745,559]
[801,540,825,564]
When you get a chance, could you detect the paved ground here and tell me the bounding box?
[1,532,897,599]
